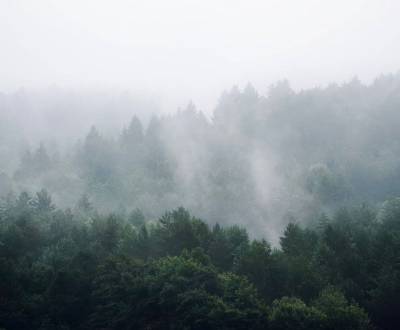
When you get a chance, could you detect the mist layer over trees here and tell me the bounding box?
[2,74,400,241]
[1,73,400,329]
[2,0,400,328]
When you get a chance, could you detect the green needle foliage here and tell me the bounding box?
[2,192,400,329]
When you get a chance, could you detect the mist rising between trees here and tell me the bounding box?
[1,74,400,329]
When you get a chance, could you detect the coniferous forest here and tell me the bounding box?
[1,194,400,329]
[1,75,400,329]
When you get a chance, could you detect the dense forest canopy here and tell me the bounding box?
[1,193,400,329]
[1,74,400,240]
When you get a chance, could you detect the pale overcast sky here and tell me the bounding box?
[1,0,400,112]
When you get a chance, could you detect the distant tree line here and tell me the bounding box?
[2,74,400,238]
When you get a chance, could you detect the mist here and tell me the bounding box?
[3,1,400,329]
[2,1,400,112]
[2,75,400,244]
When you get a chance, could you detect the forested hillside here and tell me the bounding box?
[3,0,400,328]
[2,75,400,239]
[2,75,400,329]
[1,192,400,329]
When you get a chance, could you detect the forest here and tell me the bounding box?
[1,192,399,329]
[1,74,400,329]
[3,0,400,328]
[2,75,400,240]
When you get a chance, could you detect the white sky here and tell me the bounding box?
[1,0,400,112]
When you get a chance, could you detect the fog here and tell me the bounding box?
[3,3,400,328]
[2,0,400,112]
[2,75,400,244]
[1,1,400,242]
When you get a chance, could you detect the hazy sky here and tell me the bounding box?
[1,0,400,112]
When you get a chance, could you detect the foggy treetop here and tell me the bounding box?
[1,74,400,241]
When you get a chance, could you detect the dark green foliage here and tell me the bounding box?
[269,288,371,330]
[269,297,326,330]
[152,207,212,257]
[88,251,267,330]
[311,287,371,330]
[2,192,400,329]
